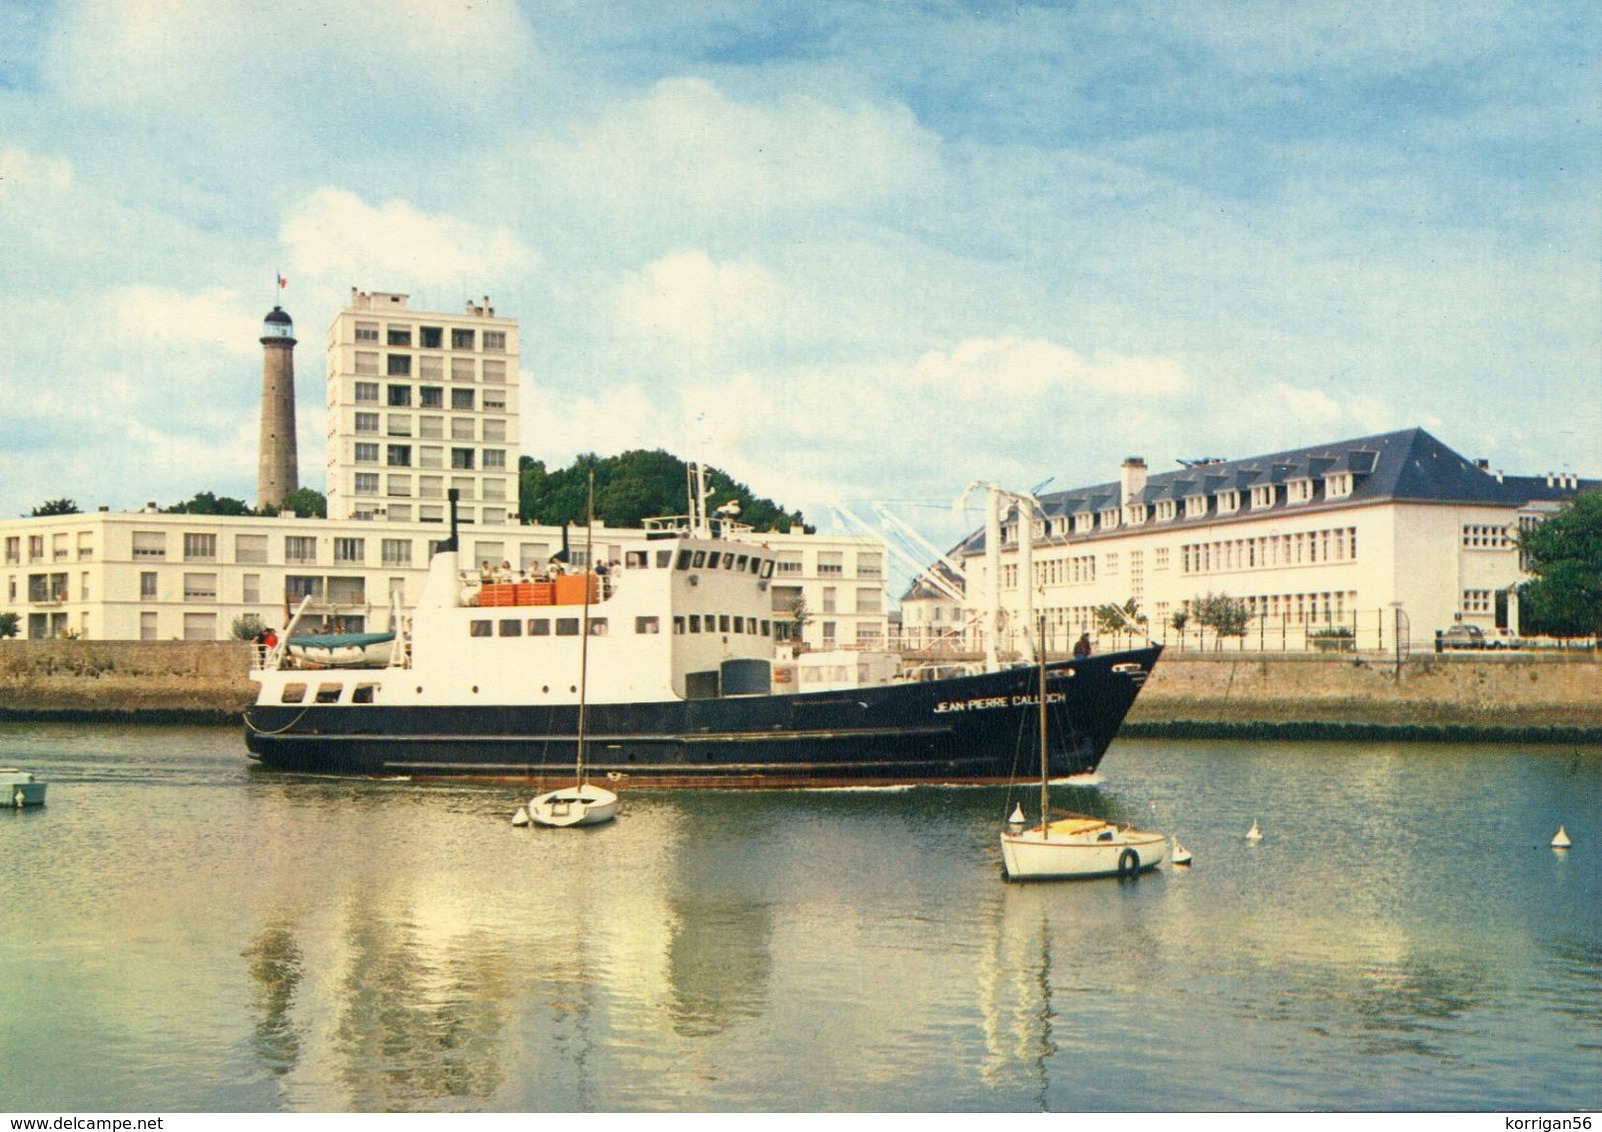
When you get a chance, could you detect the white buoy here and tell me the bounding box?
[1171,838,1192,866]
[1007,803,1027,829]
[1551,825,1571,849]
[1246,819,1263,841]
[511,806,530,827]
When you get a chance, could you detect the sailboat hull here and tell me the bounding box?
[527,782,619,827]
[244,647,1159,787]
[1000,825,1170,881]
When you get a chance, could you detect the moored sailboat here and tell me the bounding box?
[523,475,618,828]
[1000,618,1168,881]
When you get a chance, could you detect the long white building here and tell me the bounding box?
[902,429,1593,654]
[0,508,887,648]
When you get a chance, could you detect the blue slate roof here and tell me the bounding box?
[945,428,1596,565]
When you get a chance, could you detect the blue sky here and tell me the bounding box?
[1,1,1596,552]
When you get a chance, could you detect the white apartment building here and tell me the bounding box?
[326,290,519,528]
[1,510,890,649]
[904,428,1594,654]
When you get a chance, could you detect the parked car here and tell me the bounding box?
[1438,624,1487,650]
[1485,627,1522,649]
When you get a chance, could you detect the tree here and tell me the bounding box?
[280,487,327,519]
[164,491,252,516]
[518,449,809,533]
[1190,593,1252,647]
[31,498,80,516]
[0,611,18,639]
[1093,598,1147,638]
[785,595,811,646]
[1518,492,1602,639]
[231,613,268,641]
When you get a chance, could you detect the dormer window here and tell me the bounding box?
[1252,485,1276,510]
[1124,503,1148,525]
[1156,500,1177,522]
[1099,508,1119,530]
[1217,490,1239,514]
[1325,472,1353,499]
[1074,513,1094,534]
[1184,494,1208,519]
[1287,478,1313,505]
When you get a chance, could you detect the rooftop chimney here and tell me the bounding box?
[1121,457,1148,504]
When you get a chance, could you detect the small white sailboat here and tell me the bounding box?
[1246,819,1263,841]
[1551,826,1571,849]
[1000,618,1168,881]
[523,474,618,829]
[1171,838,1192,865]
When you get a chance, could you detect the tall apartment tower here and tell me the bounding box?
[326,289,520,527]
[257,305,300,511]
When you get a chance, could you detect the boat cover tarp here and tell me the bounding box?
[287,632,396,650]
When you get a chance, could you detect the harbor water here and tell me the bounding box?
[1,724,1598,1113]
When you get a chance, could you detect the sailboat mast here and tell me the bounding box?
[576,472,595,785]
[1038,615,1050,837]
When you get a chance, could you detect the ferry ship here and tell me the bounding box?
[244,484,1161,788]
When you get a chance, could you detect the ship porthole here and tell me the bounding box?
[541,685,549,694]
[415,686,423,694]
[472,685,479,694]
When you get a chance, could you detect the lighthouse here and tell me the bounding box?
[257,305,299,511]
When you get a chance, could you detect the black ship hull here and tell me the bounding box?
[244,646,1160,788]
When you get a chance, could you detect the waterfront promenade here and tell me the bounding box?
[2,639,1599,738]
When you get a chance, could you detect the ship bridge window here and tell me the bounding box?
[719,614,731,632]
[353,683,378,704]
[625,551,646,569]
[759,559,774,579]
[733,616,745,633]
[469,620,492,637]
[528,618,550,636]
[673,616,685,633]
[589,619,608,636]
[689,614,702,633]
[499,619,522,637]
[707,551,722,568]
[657,549,673,568]
[676,549,693,570]
[556,618,580,636]
[315,683,343,704]
[636,616,661,634]
[723,554,736,570]
[761,619,772,636]
[280,683,307,704]
[735,554,749,571]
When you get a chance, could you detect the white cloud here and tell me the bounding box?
[615,250,787,352]
[109,286,261,358]
[280,188,534,287]
[534,77,943,219]
[45,0,535,123]
[911,338,1191,399]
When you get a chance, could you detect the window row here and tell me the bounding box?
[1181,528,1358,574]
[357,444,506,470]
[6,534,95,564]
[353,411,508,437]
[1462,524,1512,549]
[354,323,507,353]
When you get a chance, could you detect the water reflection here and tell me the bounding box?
[243,921,303,1075]
[665,896,773,1037]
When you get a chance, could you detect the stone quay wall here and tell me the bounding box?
[0,640,256,719]
[0,640,1597,738]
